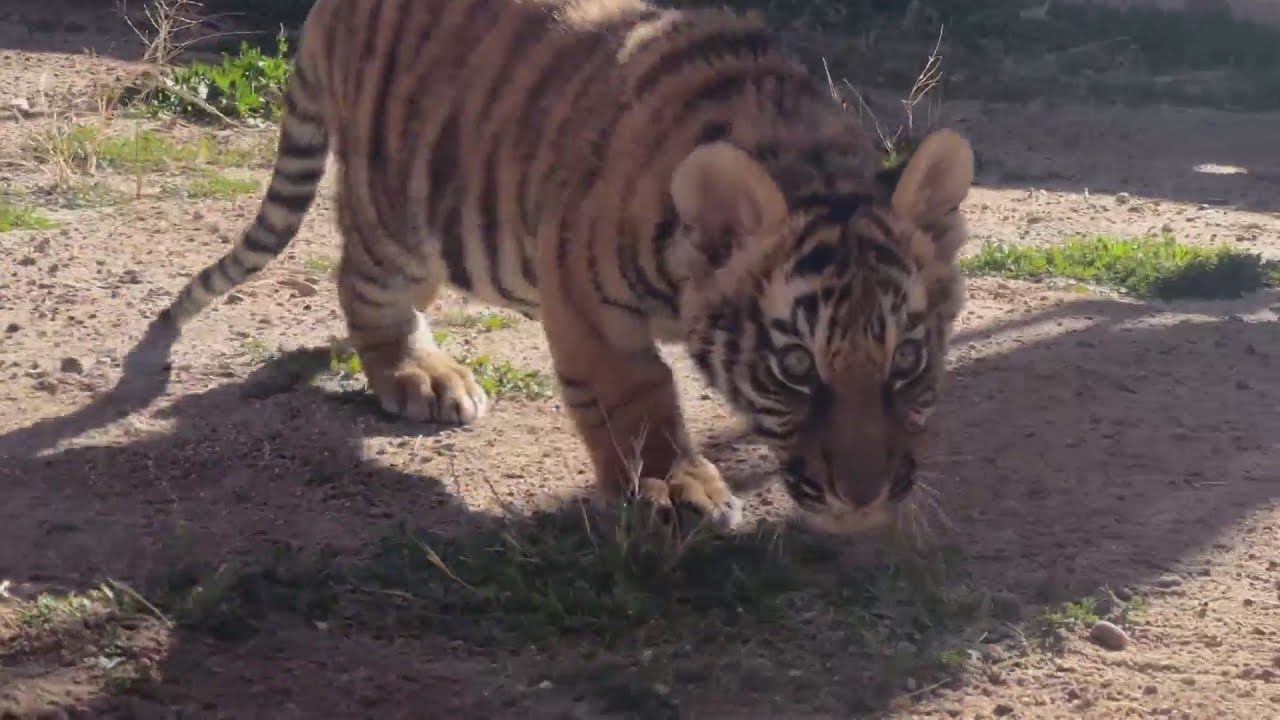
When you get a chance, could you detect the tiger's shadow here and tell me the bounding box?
[702,289,1280,606]
[1,288,1277,718]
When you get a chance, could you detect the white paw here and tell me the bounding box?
[375,354,491,425]
[708,492,745,531]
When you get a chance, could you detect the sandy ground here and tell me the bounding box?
[1,3,1279,719]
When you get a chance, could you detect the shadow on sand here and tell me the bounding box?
[2,285,1277,717]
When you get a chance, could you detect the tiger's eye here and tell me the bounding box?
[779,345,815,384]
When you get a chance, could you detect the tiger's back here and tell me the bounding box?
[296,0,877,328]
[156,0,976,537]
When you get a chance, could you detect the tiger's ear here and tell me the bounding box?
[670,142,788,266]
[889,129,974,227]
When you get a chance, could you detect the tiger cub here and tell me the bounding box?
[151,0,975,535]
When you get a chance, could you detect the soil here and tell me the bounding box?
[2,3,1279,719]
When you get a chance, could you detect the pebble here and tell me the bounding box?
[278,277,319,298]
[982,644,1008,663]
[1089,620,1130,651]
[994,703,1016,716]
[59,357,84,375]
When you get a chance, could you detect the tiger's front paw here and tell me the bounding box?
[660,455,744,531]
[367,348,489,425]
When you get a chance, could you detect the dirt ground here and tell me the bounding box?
[2,3,1279,719]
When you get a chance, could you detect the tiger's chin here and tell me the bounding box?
[793,497,896,537]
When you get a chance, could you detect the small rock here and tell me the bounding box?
[1154,574,1183,589]
[1144,685,1158,695]
[1115,192,1132,204]
[278,277,319,298]
[981,644,1008,663]
[34,377,59,394]
[994,703,1015,716]
[59,357,84,375]
[1089,620,1129,651]
[4,323,18,334]
[225,292,246,304]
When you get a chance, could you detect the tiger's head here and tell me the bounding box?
[670,129,974,535]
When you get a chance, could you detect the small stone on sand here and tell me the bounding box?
[1089,620,1129,651]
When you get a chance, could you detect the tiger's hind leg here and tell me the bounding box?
[336,212,489,425]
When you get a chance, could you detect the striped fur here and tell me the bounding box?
[154,0,974,534]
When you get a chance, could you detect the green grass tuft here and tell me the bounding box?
[0,201,57,232]
[173,172,260,200]
[132,32,292,122]
[302,254,335,275]
[17,590,101,629]
[443,309,521,332]
[119,498,984,710]
[464,354,551,400]
[242,338,278,364]
[961,234,1280,300]
[137,542,339,641]
[326,342,548,400]
[328,339,363,376]
[30,124,264,177]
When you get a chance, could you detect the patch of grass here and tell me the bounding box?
[327,338,363,376]
[131,32,292,123]
[324,340,545,401]
[120,497,985,711]
[1032,587,1149,650]
[59,181,129,209]
[443,309,521,332]
[347,506,982,711]
[0,201,57,232]
[15,590,103,629]
[961,234,1280,300]
[137,542,339,642]
[381,508,972,647]
[3,584,161,696]
[1036,596,1100,635]
[174,172,259,200]
[242,338,277,364]
[302,254,335,275]
[97,130,260,172]
[29,123,264,182]
[26,121,111,188]
[464,354,551,400]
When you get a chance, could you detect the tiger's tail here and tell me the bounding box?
[157,59,330,329]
